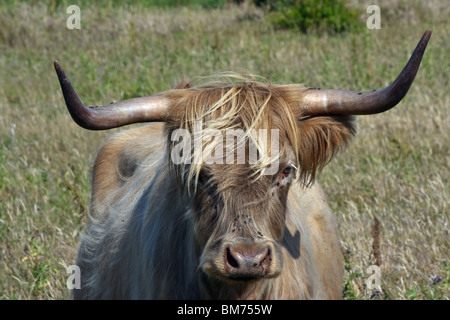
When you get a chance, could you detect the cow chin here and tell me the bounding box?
[200,238,283,283]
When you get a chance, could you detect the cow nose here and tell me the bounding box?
[224,244,272,280]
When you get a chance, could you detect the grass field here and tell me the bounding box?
[0,0,448,299]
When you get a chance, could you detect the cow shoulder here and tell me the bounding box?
[287,183,343,299]
[90,123,165,214]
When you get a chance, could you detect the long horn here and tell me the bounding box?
[54,61,172,130]
[301,30,431,117]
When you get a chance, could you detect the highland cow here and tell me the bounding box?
[55,31,430,299]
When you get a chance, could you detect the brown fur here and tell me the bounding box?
[74,75,354,299]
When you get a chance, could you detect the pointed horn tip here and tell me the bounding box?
[421,30,432,46]
[53,60,67,81]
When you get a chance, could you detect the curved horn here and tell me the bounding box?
[301,30,431,117]
[54,61,172,130]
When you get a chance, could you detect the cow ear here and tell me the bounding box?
[174,77,192,89]
[296,115,355,185]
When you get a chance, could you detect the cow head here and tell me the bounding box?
[163,81,356,282]
[54,31,430,285]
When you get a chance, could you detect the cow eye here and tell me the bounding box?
[278,164,296,184]
[281,166,292,180]
[197,172,208,187]
[196,171,219,199]
[197,171,216,191]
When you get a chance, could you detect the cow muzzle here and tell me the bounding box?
[200,238,281,282]
[223,242,272,280]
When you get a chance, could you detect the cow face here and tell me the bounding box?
[164,82,356,284]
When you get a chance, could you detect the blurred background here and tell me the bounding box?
[0,0,448,299]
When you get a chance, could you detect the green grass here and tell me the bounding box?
[0,1,448,299]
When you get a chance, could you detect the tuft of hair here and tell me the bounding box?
[164,73,355,193]
[296,114,355,185]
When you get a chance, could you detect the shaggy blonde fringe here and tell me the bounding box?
[167,73,305,193]
[166,72,355,194]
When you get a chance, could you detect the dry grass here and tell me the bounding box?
[0,1,448,299]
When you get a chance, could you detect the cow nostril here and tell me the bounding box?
[226,247,239,269]
[260,247,271,268]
